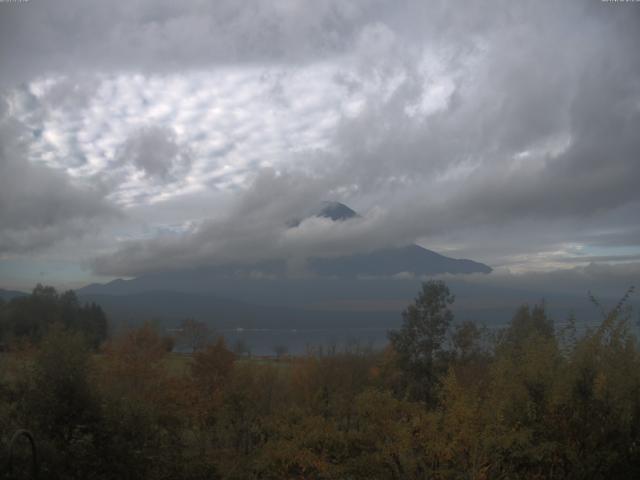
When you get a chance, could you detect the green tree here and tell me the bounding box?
[452,320,486,362]
[0,285,108,348]
[388,280,455,403]
[23,325,101,478]
[500,303,554,350]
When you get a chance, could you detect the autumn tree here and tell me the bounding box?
[191,337,236,397]
[97,323,192,479]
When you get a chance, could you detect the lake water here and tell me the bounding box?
[215,327,391,356]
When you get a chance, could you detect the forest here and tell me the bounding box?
[0,281,639,479]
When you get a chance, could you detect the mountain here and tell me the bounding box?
[78,290,397,331]
[61,199,630,355]
[301,202,490,276]
[81,202,491,298]
[0,288,27,301]
[287,201,359,227]
[79,202,491,306]
[310,244,491,277]
[316,201,359,221]
[79,242,491,298]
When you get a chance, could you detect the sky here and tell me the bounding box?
[0,0,639,293]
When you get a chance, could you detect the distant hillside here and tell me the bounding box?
[81,202,491,298]
[310,244,491,277]
[76,201,496,330]
[292,203,491,277]
[0,288,27,301]
[78,290,398,331]
[75,276,618,337]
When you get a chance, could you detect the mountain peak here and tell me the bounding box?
[317,202,359,221]
[287,201,359,228]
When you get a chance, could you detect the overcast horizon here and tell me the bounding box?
[1,0,640,294]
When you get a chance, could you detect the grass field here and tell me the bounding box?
[0,350,297,386]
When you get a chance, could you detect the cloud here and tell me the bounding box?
[1,1,639,282]
[92,1,640,276]
[0,0,378,86]
[116,125,191,181]
[0,108,118,256]
[7,67,355,208]
[450,262,640,299]
[91,168,347,275]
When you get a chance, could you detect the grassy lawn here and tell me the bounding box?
[164,352,192,376]
[164,352,293,377]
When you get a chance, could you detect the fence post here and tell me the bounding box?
[7,429,38,479]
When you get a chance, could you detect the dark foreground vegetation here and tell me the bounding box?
[0,282,639,479]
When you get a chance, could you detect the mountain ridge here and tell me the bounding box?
[81,202,491,296]
[79,240,491,297]
[0,288,28,301]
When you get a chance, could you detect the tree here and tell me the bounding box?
[452,320,486,362]
[179,318,211,353]
[191,337,236,396]
[233,338,250,357]
[79,301,108,349]
[273,344,288,359]
[0,285,108,348]
[24,325,102,477]
[97,323,192,479]
[388,280,455,403]
[101,322,168,390]
[499,303,554,352]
